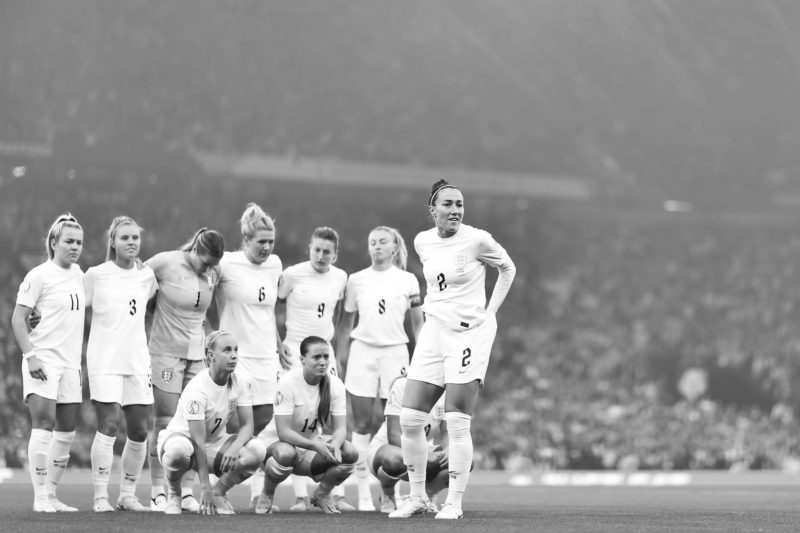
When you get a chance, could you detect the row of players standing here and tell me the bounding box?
[11,179,516,519]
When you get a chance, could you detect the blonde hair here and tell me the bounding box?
[204,330,232,365]
[370,226,408,270]
[106,216,142,261]
[45,213,83,259]
[240,202,276,240]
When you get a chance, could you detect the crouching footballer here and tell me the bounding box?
[157,330,266,514]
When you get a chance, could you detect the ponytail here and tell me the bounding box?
[180,227,225,259]
[300,335,333,429]
[318,374,331,430]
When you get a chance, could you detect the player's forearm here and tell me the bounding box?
[279,428,318,451]
[11,310,34,353]
[486,259,517,314]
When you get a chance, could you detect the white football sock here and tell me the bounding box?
[399,408,429,498]
[28,429,52,500]
[91,432,116,500]
[119,438,147,497]
[351,432,373,502]
[47,430,75,497]
[443,412,472,507]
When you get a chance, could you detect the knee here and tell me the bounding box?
[270,443,297,467]
[444,412,472,436]
[399,408,428,432]
[125,412,151,442]
[340,441,358,464]
[352,417,372,435]
[161,437,193,472]
[127,427,148,443]
[239,439,267,470]
[97,418,120,437]
[382,451,406,477]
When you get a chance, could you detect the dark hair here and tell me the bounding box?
[300,335,332,429]
[428,179,457,206]
[310,226,339,254]
[180,228,225,259]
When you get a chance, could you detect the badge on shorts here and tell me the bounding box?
[187,400,201,415]
[275,392,283,406]
[162,368,173,383]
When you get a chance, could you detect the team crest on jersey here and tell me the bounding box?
[228,400,237,412]
[162,368,173,383]
[454,253,467,274]
[275,392,283,406]
[187,400,201,415]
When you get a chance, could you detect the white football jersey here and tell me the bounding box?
[371,377,445,449]
[16,261,85,369]
[165,369,251,444]
[414,224,510,330]
[260,367,346,442]
[216,251,282,359]
[85,261,157,375]
[344,266,420,346]
[278,262,347,344]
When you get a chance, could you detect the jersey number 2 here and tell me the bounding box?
[437,273,447,291]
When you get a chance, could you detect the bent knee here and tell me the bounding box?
[161,436,193,471]
[239,439,267,468]
[269,442,298,466]
[340,441,359,464]
[382,453,406,477]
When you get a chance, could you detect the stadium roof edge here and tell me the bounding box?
[188,148,593,200]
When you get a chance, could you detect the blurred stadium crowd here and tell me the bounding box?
[3,0,800,472]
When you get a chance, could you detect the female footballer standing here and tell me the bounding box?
[145,228,225,511]
[209,203,290,509]
[276,226,350,511]
[389,179,516,520]
[85,216,157,512]
[11,213,85,512]
[337,226,423,510]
